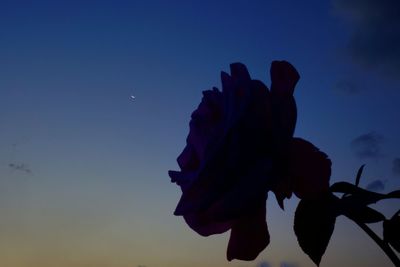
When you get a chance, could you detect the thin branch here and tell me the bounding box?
[353,219,400,267]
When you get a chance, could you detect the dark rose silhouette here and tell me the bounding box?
[169,61,331,261]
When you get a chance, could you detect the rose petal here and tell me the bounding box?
[230,63,251,83]
[269,61,299,142]
[173,139,270,217]
[270,60,300,96]
[221,71,235,94]
[272,181,293,210]
[270,96,297,151]
[289,138,331,199]
[221,70,247,131]
[174,181,219,216]
[207,158,273,222]
[192,88,223,123]
[177,144,200,172]
[187,88,224,162]
[230,63,252,112]
[173,146,231,215]
[183,211,233,236]
[222,64,261,133]
[240,80,273,149]
[227,203,270,261]
[168,170,197,191]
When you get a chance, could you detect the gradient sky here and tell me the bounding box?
[0,1,399,267]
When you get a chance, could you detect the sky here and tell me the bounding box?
[0,1,399,266]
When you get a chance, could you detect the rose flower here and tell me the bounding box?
[169,61,331,261]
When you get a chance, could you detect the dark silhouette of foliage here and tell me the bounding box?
[329,168,400,266]
[384,211,400,253]
[294,193,339,266]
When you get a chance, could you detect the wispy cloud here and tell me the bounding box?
[393,158,400,176]
[255,260,299,267]
[366,179,385,192]
[256,261,271,267]
[350,132,384,159]
[333,80,360,95]
[8,163,32,174]
[280,262,300,267]
[333,0,400,80]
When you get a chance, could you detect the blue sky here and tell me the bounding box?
[0,1,399,266]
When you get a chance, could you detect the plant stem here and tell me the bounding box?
[353,219,400,267]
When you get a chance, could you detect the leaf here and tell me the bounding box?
[342,164,365,198]
[341,199,386,223]
[330,182,400,205]
[294,193,339,266]
[355,164,365,187]
[383,212,400,253]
